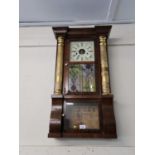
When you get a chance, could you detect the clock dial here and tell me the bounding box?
[70,41,95,62]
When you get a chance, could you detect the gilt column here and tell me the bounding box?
[99,36,111,95]
[54,36,64,95]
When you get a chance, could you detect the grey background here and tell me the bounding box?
[19,0,135,26]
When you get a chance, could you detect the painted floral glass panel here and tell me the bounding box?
[82,64,96,92]
[68,64,96,92]
[68,64,82,92]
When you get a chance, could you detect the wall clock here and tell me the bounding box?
[48,26,117,138]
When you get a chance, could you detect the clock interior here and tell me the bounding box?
[64,102,100,130]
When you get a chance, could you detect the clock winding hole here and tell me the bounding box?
[79,49,85,55]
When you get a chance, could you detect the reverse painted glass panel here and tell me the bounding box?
[68,64,96,92]
[68,64,82,92]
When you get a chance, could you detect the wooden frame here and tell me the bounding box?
[48,26,117,138]
[63,37,101,95]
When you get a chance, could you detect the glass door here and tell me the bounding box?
[63,101,100,131]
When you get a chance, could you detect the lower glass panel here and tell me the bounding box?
[64,101,100,130]
[68,64,96,92]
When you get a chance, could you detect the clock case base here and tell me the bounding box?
[48,95,117,138]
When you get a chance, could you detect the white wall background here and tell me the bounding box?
[19,24,135,155]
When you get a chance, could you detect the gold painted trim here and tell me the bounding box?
[54,36,64,95]
[99,36,111,95]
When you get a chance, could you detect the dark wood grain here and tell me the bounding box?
[48,96,63,138]
[48,26,117,138]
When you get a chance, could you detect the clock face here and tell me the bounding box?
[70,41,95,62]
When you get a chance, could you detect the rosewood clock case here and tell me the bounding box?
[48,26,117,138]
